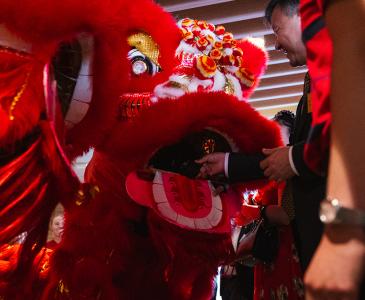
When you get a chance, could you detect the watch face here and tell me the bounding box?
[320,201,337,223]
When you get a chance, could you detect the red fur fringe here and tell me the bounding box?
[238,39,268,99]
[103,92,282,163]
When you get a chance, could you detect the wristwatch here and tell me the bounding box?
[319,198,365,226]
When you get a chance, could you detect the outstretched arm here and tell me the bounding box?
[305,0,365,299]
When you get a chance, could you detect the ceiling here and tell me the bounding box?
[156,0,306,118]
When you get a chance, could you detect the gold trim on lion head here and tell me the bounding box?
[127,32,160,67]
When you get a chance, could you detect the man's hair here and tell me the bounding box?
[265,0,300,24]
[273,110,295,132]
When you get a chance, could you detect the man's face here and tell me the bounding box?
[271,6,307,67]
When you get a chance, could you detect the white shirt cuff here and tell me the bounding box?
[224,153,230,178]
[289,146,299,176]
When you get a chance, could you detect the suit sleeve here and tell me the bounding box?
[292,141,325,179]
[228,153,265,183]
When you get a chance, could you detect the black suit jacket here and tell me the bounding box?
[227,73,326,271]
[228,152,265,183]
[289,73,326,271]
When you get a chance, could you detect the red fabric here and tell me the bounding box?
[300,0,332,174]
[0,44,77,299]
[254,227,304,300]
[253,185,304,300]
[0,245,19,275]
[102,92,282,161]
[0,48,45,146]
[235,183,304,299]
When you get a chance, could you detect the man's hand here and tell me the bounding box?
[195,152,226,178]
[305,226,365,300]
[259,146,295,182]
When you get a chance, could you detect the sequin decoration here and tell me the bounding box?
[119,93,152,120]
[8,71,31,121]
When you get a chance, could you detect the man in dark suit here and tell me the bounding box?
[197,0,326,273]
[261,0,327,273]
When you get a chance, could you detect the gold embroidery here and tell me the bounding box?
[127,32,160,67]
[169,81,189,93]
[224,77,235,95]
[202,138,215,154]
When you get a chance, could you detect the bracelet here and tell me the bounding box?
[320,197,365,226]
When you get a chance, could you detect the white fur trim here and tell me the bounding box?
[188,77,213,92]
[225,66,239,73]
[169,74,191,86]
[153,84,186,99]
[211,70,226,92]
[246,37,266,50]
[176,41,201,56]
[200,29,218,40]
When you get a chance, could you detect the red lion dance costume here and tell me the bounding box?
[0,0,295,298]
[83,18,285,300]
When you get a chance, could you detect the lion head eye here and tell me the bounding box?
[128,49,160,76]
